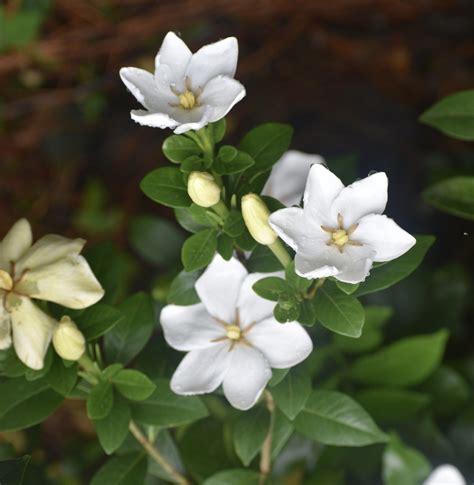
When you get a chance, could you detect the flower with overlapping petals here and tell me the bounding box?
[120,32,245,134]
[423,465,466,485]
[262,150,324,207]
[0,219,104,369]
[269,164,416,283]
[160,255,313,410]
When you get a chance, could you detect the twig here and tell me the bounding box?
[259,391,275,485]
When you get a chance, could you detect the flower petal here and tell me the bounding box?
[9,296,55,370]
[0,304,12,350]
[423,465,466,485]
[120,67,164,111]
[200,76,246,122]
[171,343,231,395]
[331,172,388,227]
[160,303,224,351]
[16,235,85,272]
[303,164,344,226]
[186,37,238,89]
[155,32,192,82]
[355,214,416,262]
[222,344,271,410]
[130,109,180,130]
[195,255,248,323]
[334,253,374,284]
[0,219,32,268]
[246,318,313,368]
[263,151,324,207]
[237,272,283,328]
[269,207,307,251]
[16,255,104,309]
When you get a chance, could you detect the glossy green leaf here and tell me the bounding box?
[75,304,124,341]
[203,470,260,485]
[286,261,312,292]
[252,276,288,301]
[246,245,281,272]
[0,456,30,485]
[210,118,226,143]
[349,329,449,386]
[46,357,77,396]
[162,134,200,163]
[217,232,234,260]
[87,381,114,420]
[423,176,474,221]
[167,270,201,305]
[214,149,255,175]
[112,369,156,401]
[140,167,191,208]
[182,228,217,271]
[90,452,147,485]
[294,390,388,446]
[222,210,245,237]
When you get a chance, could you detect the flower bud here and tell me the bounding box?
[187,171,221,208]
[53,316,86,361]
[241,193,278,245]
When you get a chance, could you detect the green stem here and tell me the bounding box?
[78,354,101,377]
[212,200,229,220]
[268,240,292,268]
[196,127,214,158]
[305,277,326,299]
[259,391,275,485]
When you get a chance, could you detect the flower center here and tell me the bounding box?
[179,90,196,110]
[0,270,13,291]
[321,213,362,253]
[226,325,241,341]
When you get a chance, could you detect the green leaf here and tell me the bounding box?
[269,368,289,387]
[174,206,214,233]
[286,261,312,292]
[87,381,114,420]
[274,297,300,323]
[182,228,217,271]
[46,357,77,396]
[382,434,431,485]
[0,377,50,417]
[147,429,185,482]
[314,283,365,337]
[162,134,200,163]
[234,227,257,252]
[239,123,293,176]
[180,154,211,173]
[104,293,155,365]
[167,270,201,305]
[252,276,288,301]
[272,363,311,420]
[355,389,430,425]
[419,89,474,140]
[129,215,184,266]
[233,406,270,466]
[423,176,474,221]
[333,305,392,354]
[271,410,293,458]
[217,233,234,260]
[0,348,27,378]
[112,369,156,401]
[293,390,388,446]
[246,245,281,272]
[348,329,449,386]
[203,470,260,485]
[336,280,359,295]
[223,210,245,237]
[140,167,191,208]
[214,149,255,175]
[90,452,147,485]
[94,393,131,454]
[0,7,43,52]
[298,299,318,326]
[210,118,226,143]
[75,304,124,341]
[355,236,435,296]
[0,456,30,485]
[131,378,208,427]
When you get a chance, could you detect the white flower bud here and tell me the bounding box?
[241,193,278,245]
[187,171,221,208]
[53,316,86,361]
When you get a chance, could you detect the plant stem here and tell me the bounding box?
[196,127,214,158]
[305,277,326,299]
[129,421,190,485]
[78,354,101,377]
[212,200,229,220]
[268,240,292,268]
[259,391,275,485]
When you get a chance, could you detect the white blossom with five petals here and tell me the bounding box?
[0,219,104,369]
[120,32,245,134]
[423,465,466,485]
[269,164,416,283]
[262,150,324,207]
[160,255,313,410]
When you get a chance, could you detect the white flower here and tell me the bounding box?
[120,32,246,134]
[262,150,324,206]
[0,219,104,369]
[269,164,416,283]
[160,255,313,410]
[241,194,278,246]
[423,465,466,485]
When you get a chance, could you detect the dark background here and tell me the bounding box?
[0,0,473,483]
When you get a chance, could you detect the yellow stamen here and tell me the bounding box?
[0,270,13,291]
[226,325,241,341]
[332,229,349,247]
[179,90,196,110]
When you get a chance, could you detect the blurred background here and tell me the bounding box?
[0,0,473,483]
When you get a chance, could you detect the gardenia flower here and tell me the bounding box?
[120,32,245,134]
[0,219,104,369]
[262,150,324,207]
[160,255,312,410]
[423,465,466,485]
[269,164,416,283]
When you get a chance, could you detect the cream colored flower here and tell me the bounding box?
[0,219,104,369]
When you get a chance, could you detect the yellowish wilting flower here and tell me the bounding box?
[52,316,86,361]
[269,164,416,283]
[120,32,245,134]
[0,219,104,369]
[161,255,312,410]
